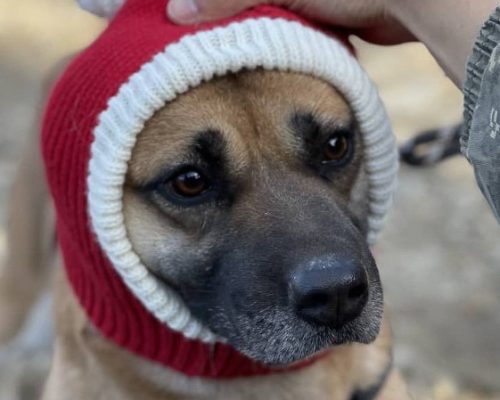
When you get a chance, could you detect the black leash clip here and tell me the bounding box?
[399,123,462,167]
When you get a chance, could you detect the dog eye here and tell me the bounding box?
[322,132,350,164]
[170,169,209,197]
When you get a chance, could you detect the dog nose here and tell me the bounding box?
[289,257,369,329]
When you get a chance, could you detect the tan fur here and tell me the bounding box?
[1,68,410,399]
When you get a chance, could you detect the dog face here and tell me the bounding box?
[124,70,383,365]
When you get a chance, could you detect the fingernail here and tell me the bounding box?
[168,0,199,23]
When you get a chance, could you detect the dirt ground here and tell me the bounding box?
[1,1,499,399]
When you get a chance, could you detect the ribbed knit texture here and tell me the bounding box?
[42,0,397,378]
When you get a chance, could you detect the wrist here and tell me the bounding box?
[382,0,498,86]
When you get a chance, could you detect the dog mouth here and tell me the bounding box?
[212,283,384,366]
[173,249,384,366]
[229,323,380,366]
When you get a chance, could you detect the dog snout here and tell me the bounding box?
[289,256,369,329]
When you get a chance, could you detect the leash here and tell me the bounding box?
[399,123,462,166]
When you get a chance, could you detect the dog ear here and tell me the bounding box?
[77,0,124,18]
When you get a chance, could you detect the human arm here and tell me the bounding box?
[388,0,498,86]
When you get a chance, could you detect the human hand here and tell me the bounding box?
[166,0,415,45]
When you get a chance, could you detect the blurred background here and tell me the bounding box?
[0,0,499,399]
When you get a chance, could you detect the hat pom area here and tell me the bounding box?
[77,0,124,18]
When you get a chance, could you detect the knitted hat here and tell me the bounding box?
[42,0,398,378]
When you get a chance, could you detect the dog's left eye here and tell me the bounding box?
[170,169,210,198]
[322,131,351,164]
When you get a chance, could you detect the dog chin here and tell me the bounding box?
[231,317,383,367]
[218,288,384,366]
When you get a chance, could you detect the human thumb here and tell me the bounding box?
[167,0,280,24]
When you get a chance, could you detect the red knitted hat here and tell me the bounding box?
[42,0,398,379]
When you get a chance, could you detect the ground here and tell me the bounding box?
[0,1,499,399]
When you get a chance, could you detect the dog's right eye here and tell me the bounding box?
[321,130,352,166]
[170,169,210,198]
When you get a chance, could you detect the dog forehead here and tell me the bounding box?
[235,70,352,116]
[127,70,353,185]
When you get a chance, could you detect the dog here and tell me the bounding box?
[0,66,409,399]
[1,1,410,398]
